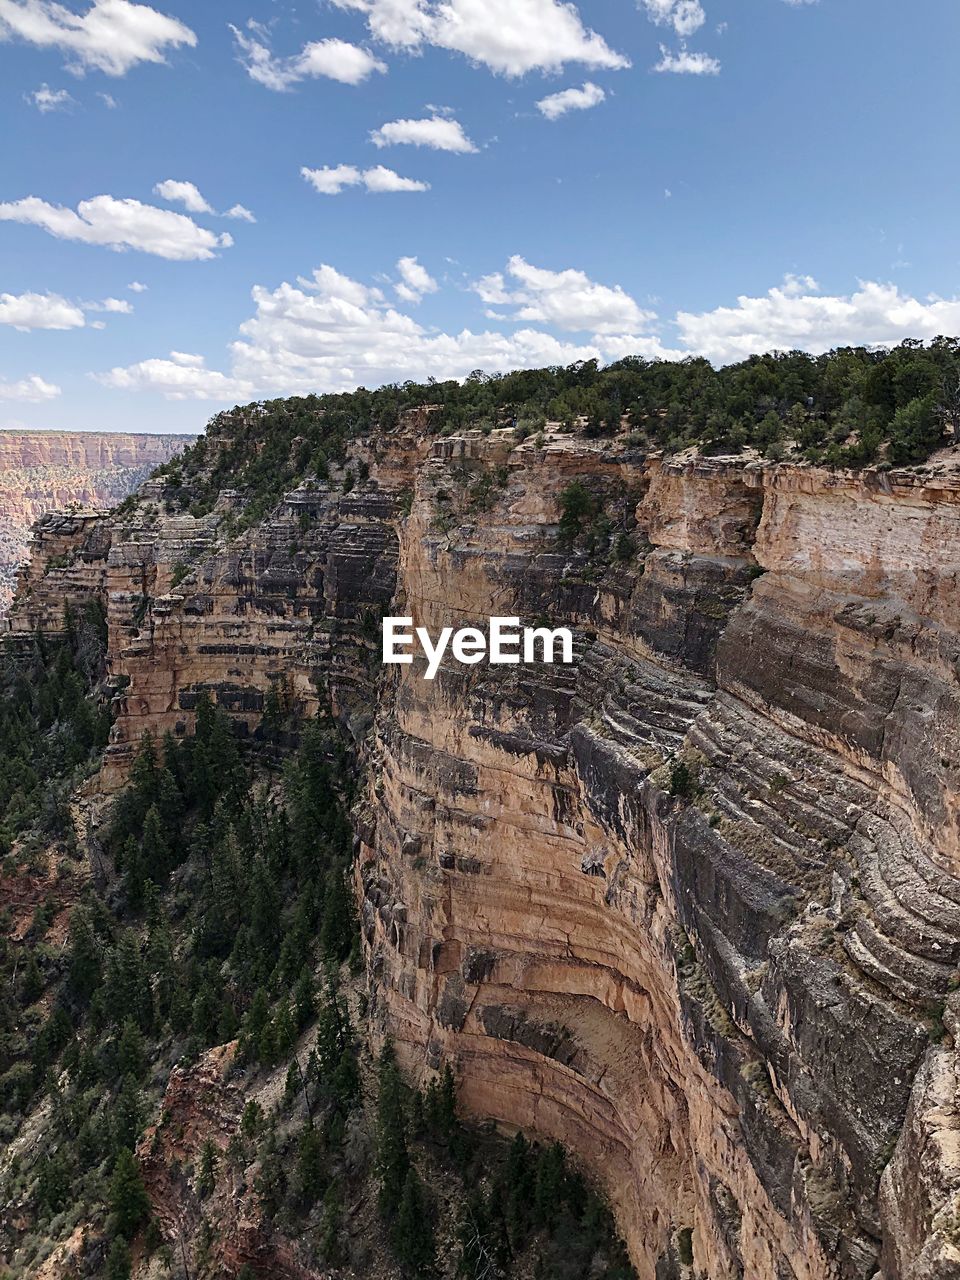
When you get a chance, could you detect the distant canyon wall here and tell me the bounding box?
[0,430,193,612]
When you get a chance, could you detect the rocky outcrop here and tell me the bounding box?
[9,426,960,1279]
[0,429,193,612]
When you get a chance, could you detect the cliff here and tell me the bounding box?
[8,419,960,1279]
[0,430,194,612]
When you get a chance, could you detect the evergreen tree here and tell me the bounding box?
[319,863,355,960]
[117,1017,145,1079]
[377,1043,409,1217]
[112,1075,143,1153]
[196,1139,218,1198]
[105,1238,132,1280]
[296,1123,326,1204]
[393,1168,435,1275]
[109,1148,150,1238]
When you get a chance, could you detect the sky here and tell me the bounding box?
[0,0,957,434]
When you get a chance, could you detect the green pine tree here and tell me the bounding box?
[109,1148,150,1238]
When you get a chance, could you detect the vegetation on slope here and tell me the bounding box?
[0,658,635,1278]
[153,339,960,529]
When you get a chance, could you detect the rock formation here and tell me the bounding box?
[0,430,193,611]
[8,418,960,1279]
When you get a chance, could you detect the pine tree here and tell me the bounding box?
[67,907,102,1004]
[196,1139,218,1198]
[296,1123,326,1204]
[122,835,146,910]
[105,1237,132,1280]
[320,1178,344,1265]
[393,1168,435,1274]
[533,1142,566,1230]
[109,1148,150,1238]
[319,863,354,960]
[377,1043,409,1217]
[140,805,170,882]
[112,1075,143,1153]
[117,1017,145,1079]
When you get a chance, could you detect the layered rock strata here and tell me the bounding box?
[0,429,192,611]
[9,427,960,1278]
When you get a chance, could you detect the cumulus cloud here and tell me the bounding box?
[370,114,476,152]
[83,296,133,313]
[301,164,429,194]
[0,290,136,330]
[230,21,386,89]
[473,256,654,333]
[154,180,256,222]
[153,178,213,214]
[641,0,705,36]
[95,259,960,407]
[395,256,438,303]
[675,277,960,363]
[0,374,61,401]
[25,82,74,111]
[0,291,85,330]
[95,261,668,400]
[95,350,254,400]
[332,0,627,76]
[0,0,196,76]
[127,280,147,291]
[654,43,720,73]
[536,80,604,120]
[0,194,233,259]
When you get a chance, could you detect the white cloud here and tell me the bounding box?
[84,296,133,313]
[641,0,705,36]
[0,291,85,330]
[362,165,430,192]
[0,290,137,331]
[153,178,213,214]
[301,164,362,195]
[332,0,628,76]
[95,351,253,400]
[98,90,117,107]
[301,164,429,194]
[0,0,196,76]
[154,180,257,223]
[371,114,476,152]
[536,80,604,120]
[395,255,437,303]
[473,255,654,333]
[97,258,960,408]
[674,277,960,363]
[781,273,820,297]
[25,82,74,111]
[0,194,233,260]
[654,44,720,73]
[127,280,147,291]
[96,261,669,400]
[229,22,386,89]
[0,374,61,401]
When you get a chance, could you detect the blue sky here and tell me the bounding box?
[0,0,957,433]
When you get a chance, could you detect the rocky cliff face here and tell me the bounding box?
[9,422,960,1279]
[0,430,193,611]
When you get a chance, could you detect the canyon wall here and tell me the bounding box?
[0,430,193,611]
[8,425,960,1279]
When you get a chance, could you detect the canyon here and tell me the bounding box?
[0,430,194,611]
[7,410,960,1279]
